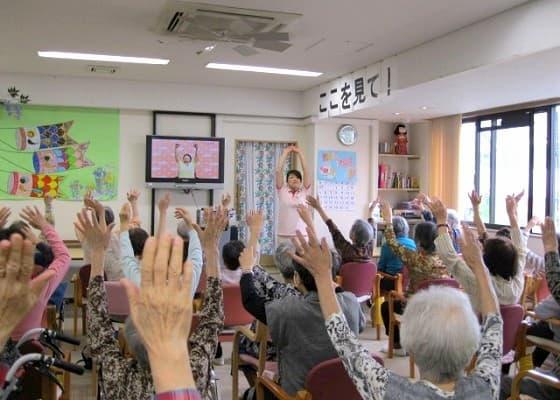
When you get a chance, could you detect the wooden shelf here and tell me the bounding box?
[379,154,421,160]
[377,188,419,192]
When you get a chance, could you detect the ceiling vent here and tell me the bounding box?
[155,1,301,56]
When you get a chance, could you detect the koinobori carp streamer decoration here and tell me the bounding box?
[8,172,64,198]
[32,143,94,173]
[15,121,77,151]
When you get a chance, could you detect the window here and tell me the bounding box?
[459,105,559,228]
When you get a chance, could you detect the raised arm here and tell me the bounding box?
[127,189,141,228]
[459,223,502,399]
[541,217,560,303]
[291,229,388,400]
[307,195,329,223]
[507,192,528,283]
[468,190,488,242]
[43,195,55,227]
[156,192,170,239]
[428,198,479,309]
[293,146,311,189]
[246,210,264,254]
[296,204,317,237]
[174,207,203,297]
[174,143,181,163]
[188,207,226,394]
[193,143,199,163]
[118,203,141,286]
[239,246,268,323]
[276,146,292,189]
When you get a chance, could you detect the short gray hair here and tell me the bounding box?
[349,219,373,247]
[274,242,296,281]
[401,286,480,383]
[392,216,409,238]
[124,317,150,369]
[447,209,460,229]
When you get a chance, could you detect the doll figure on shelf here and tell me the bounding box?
[393,124,408,155]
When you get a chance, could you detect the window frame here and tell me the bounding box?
[462,104,556,229]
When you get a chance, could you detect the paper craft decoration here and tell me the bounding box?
[32,143,93,173]
[316,150,357,211]
[15,121,77,151]
[8,172,64,198]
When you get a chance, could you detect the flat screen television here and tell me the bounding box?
[145,135,225,189]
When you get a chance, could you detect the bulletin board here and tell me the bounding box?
[0,105,120,201]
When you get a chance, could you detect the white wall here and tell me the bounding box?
[309,118,375,245]
[0,72,303,118]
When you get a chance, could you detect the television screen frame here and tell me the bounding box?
[145,135,225,189]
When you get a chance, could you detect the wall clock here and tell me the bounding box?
[337,124,358,146]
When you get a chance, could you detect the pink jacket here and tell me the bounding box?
[11,224,70,340]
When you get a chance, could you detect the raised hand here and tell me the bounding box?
[127,189,141,203]
[239,245,257,273]
[290,228,332,282]
[0,234,54,348]
[43,195,53,207]
[119,203,131,225]
[0,206,11,229]
[21,225,39,245]
[468,190,482,208]
[425,197,448,225]
[246,210,264,233]
[459,223,485,272]
[121,235,194,393]
[84,193,105,219]
[158,193,171,213]
[368,200,379,214]
[75,208,113,251]
[306,195,321,210]
[199,207,228,249]
[20,206,49,230]
[541,217,558,253]
[221,193,232,208]
[174,208,194,230]
[380,200,393,223]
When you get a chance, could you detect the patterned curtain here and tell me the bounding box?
[235,141,295,255]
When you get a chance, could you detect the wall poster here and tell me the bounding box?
[316,149,357,211]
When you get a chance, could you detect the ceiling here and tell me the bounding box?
[1,0,529,91]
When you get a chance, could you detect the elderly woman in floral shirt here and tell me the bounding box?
[83,204,227,399]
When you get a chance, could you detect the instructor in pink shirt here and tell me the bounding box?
[276,145,312,243]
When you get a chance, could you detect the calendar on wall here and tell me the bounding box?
[316,150,357,211]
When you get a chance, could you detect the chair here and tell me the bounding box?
[256,355,383,400]
[72,264,91,337]
[372,266,409,339]
[105,281,130,323]
[500,304,524,365]
[221,284,255,342]
[231,321,277,400]
[520,273,552,312]
[510,317,560,399]
[338,262,377,303]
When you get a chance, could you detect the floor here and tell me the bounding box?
[64,304,412,400]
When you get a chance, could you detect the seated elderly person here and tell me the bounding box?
[500,217,560,400]
[293,224,503,400]
[378,201,449,356]
[83,204,226,399]
[428,194,527,311]
[306,195,375,265]
[377,216,416,292]
[415,193,461,251]
[239,243,362,398]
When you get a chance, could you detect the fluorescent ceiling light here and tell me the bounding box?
[393,112,401,115]
[38,51,169,65]
[206,63,322,77]
[420,106,429,110]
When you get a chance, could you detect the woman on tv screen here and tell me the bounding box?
[175,143,199,179]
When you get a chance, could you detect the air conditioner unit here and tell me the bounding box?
[155,1,301,55]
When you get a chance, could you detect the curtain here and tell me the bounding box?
[235,141,295,255]
[428,115,462,209]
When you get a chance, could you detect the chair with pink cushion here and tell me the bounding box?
[500,304,524,364]
[257,355,384,400]
[105,281,130,323]
[339,262,377,303]
[221,283,255,342]
[416,277,461,291]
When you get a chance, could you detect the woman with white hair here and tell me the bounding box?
[306,195,375,263]
[291,225,503,399]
